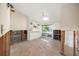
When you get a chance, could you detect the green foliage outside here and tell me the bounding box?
[42,25,49,32]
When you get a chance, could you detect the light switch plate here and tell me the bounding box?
[1,24,3,34]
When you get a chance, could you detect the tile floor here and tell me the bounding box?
[10,37,62,56]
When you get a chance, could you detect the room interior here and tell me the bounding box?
[0,3,79,56]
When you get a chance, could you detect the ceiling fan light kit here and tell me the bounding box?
[42,11,49,21]
[42,16,49,21]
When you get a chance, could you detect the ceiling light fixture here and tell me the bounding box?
[42,16,49,21]
[42,11,49,21]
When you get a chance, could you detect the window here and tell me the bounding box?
[42,25,52,33]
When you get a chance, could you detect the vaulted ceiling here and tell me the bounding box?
[11,3,71,25]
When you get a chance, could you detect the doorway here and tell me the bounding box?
[42,25,53,40]
[74,31,79,56]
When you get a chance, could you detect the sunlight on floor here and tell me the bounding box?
[10,38,61,56]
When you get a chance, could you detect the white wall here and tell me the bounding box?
[61,4,79,48]
[60,4,79,30]
[52,4,79,30]
[29,31,42,40]
[10,11,28,30]
[52,4,79,48]
[28,20,42,40]
[52,22,61,30]
[0,3,10,37]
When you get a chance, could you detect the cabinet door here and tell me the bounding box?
[21,30,27,41]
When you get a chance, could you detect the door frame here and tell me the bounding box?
[60,30,65,55]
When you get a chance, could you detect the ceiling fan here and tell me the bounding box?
[7,3,15,12]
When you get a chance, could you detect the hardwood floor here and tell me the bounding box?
[10,37,62,56]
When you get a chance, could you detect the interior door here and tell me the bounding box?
[64,31,74,56]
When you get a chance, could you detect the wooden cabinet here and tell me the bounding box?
[21,30,27,41]
[11,30,27,44]
[53,30,61,41]
[53,30,65,55]
[0,31,10,56]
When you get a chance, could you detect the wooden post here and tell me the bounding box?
[73,31,76,56]
[60,30,65,55]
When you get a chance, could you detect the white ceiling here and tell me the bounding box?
[12,3,64,25]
